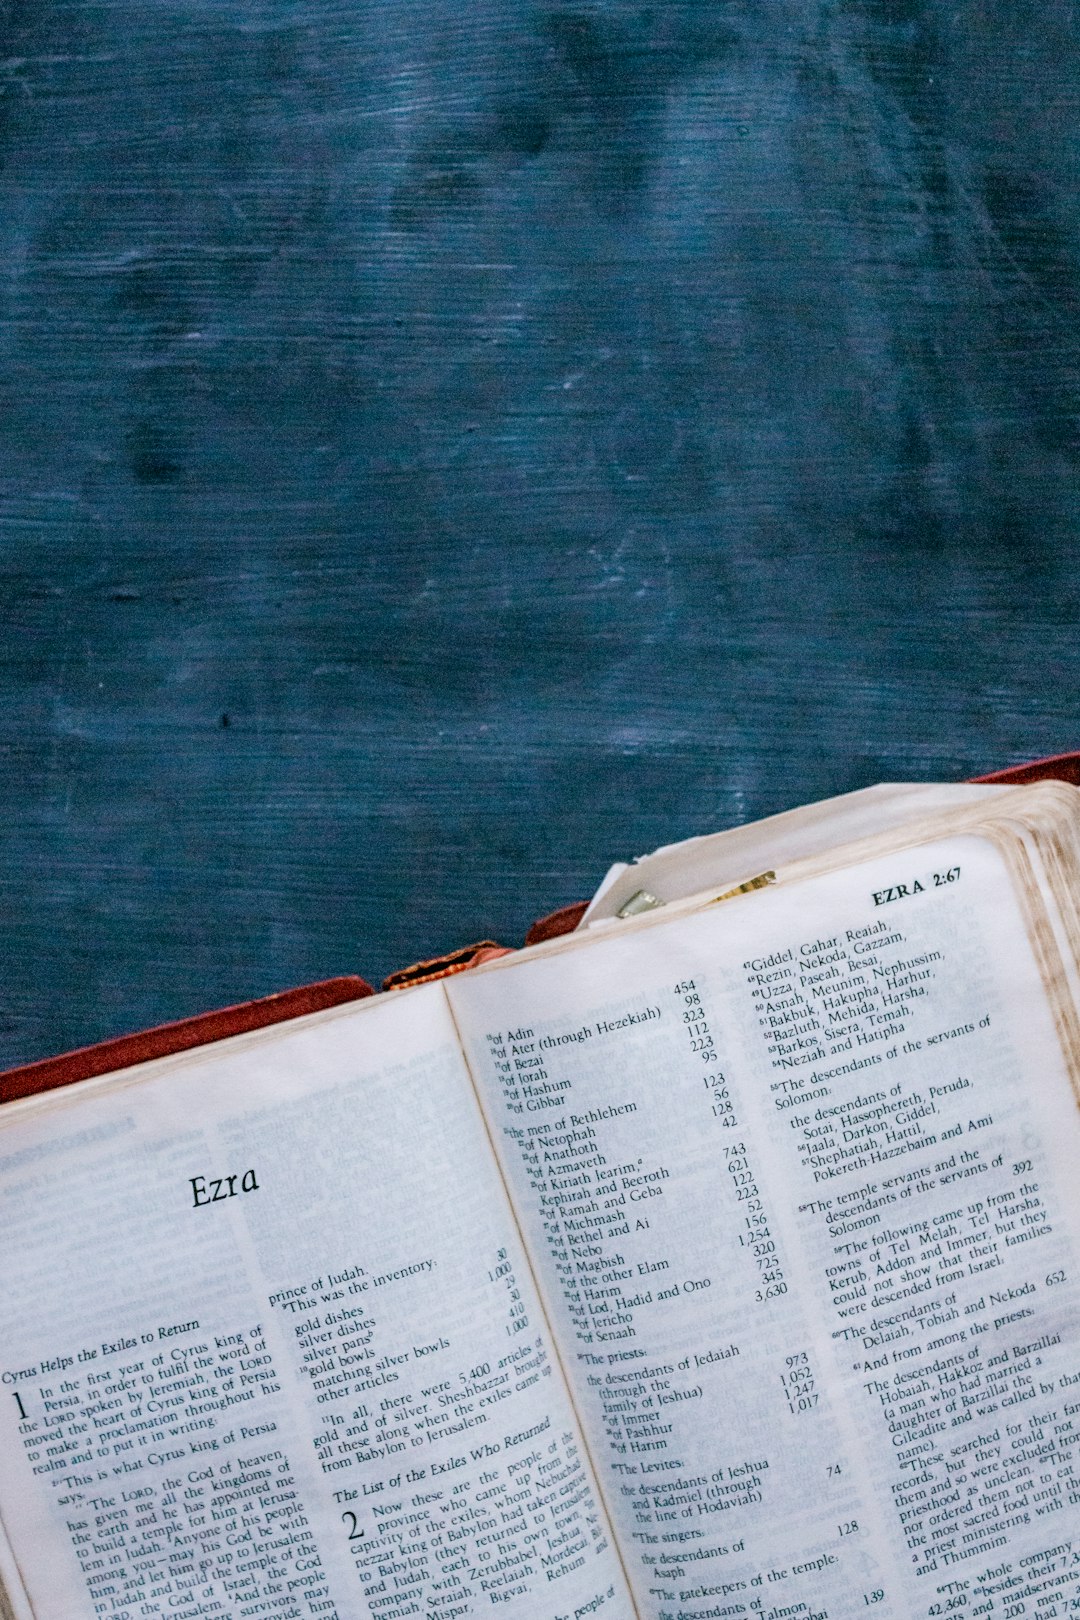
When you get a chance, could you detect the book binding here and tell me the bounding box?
[3,749,1077,1107]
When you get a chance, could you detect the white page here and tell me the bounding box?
[0,988,631,1620]
[450,834,1080,1619]
[583,783,1006,923]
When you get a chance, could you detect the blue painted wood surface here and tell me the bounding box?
[1,0,1078,1063]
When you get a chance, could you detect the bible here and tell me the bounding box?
[3,769,1080,1620]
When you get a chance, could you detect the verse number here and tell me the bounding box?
[932,867,960,886]
[342,1511,365,1540]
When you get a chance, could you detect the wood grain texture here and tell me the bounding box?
[1,0,1078,1063]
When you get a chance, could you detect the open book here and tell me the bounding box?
[3,778,1080,1620]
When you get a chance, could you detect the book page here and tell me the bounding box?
[449,834,1080,1620]
[0,988,631,1620]
[582,784,1006,923]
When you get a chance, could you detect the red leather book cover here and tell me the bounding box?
[972,750,1080,787]
[2,751,1077,1110]
[0,976,375,1106]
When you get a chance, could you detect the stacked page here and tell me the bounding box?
[2,782,1080,1620]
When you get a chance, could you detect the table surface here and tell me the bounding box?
[1,0,1078,1066]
